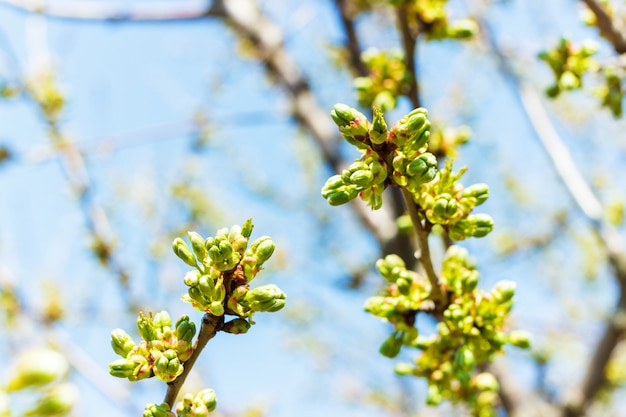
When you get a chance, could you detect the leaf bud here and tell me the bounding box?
[369,107,388,145]
[172,238,197,267]
[137,312,157,342]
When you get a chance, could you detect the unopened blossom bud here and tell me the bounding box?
[24,383,77,417]
[242,284,286,313]
[376,254,405,282]
[184,270,201,287]
[432,195,459,220]
[175,315,196,344]
[330,104,371,149]
[153,311,172,338]
[249,236,275,265]
[196,388,217,412]
[330,103,357,127]
[406,152,438,183]
[172,238,197,267]
[465,214,494,237]
[474,372,499,392]
[369,107,388,145]
[7,349,69,392]
[363,296,395,318]
[426,384,443,406]
[492,280,516,303]
[241,218,254,238]
[154,349,184,383]
[198,275,216,297]
[187,232,208,262]
[321,176,359,206]
[111,329,136,358]
[394,362,414,376]
[143,403,171,417]
[222,318,251,334]
[508,330,532,349]
[453,346,476,372]
[390,108,430,149]
[137,312,157,342]
[462,183,490,206]
[108,358,138,379]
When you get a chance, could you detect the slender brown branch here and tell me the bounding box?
[580,0,626,54]
[400,188,444,303]
[163,313,224,409]
[396,3,420,108]
[333,0,368,76]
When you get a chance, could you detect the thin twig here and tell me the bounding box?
[396,3,420,108]
[163,313,224,409]
[333,0,367,76]
[580,0,626,54]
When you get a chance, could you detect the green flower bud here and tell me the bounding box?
[376,254,406,281]
[154,349,184,383]
[426,384,443,406]
[184,270,201,287]
[492,280,516,303]
[394,362,414,376]
[187,231,207,262]
[330,104,371,149]
[453,346,476,372]
[369,107,388,145]
[390,109,430,149]
[172,238,198,267]
[111,329,136,358]
[508,330,532,349]
[108,358,138,378]
[379,331,403,358]
[143,403,171,417]
[137,312,157,342]
[249,236,275,265]
[241,284,286,313]
[24,383,78,417]
[154,310,172,337]
[467,213,494,237]
[462,183,490,206]
[207,301,225,316]
[433,194,459,220]
[321,177,360,205]
[7,349,69,392]
[196,388,217,412]
[406,152,438,183]
[175,315,196,344]
[330,103,356,127]
[348,169,374,187]
[474,372,499,392]
[198,275,216,297]
[222,318,252,334]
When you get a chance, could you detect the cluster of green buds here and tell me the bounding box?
[108,311,196,383]
[354,48,411,111]
[595,68,624,118]
[173,218,286,329]
[413,160,493,241]
[371,247,529,415]
[538,38,599,98]
[5,348,77,417]
[386,0,477,40]
[142,389,217,417]
[322,104,437,209]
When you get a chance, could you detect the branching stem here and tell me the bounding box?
[163,313,224,409]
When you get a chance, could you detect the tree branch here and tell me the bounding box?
[163,313,224,409]
[580,0,626,54]
[478,15,626,417]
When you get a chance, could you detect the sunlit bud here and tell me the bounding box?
[330,104,371,148]
[508,330,532,349]
[242,284,287,313]
[390,108,429,148]
[198,275,216,297]
[468,214,494,237]
[321,177,359,205]
[154,311,172,337]
[453,346,476,372]
[143,403,171,417]
[369,107,388,145]
[207,301,225,316]
[426,384,443,406]
[24,383,77,417]
[349,169,374,187]
[330,103,357,126]
[394,362,414,376]
[175,315,196,344]
[241,218,254,238]
[184,270,201,287]
[446,18,478,39]
[111,329,136,358]
[462,183,489,206]
[379,331,403,358]
[172,238,197,267]
[433,195,459,220]
[137,312,157,341]
[406,152,438,183]
[154,349,184,383]
[249,236,275,265]
[196,388,217,412]
[108,358,138,378]
[187,231,207,262]
[7,349,69,392]
[223,318,252,334]
[492,280,516,303]
[474,372,499,392]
